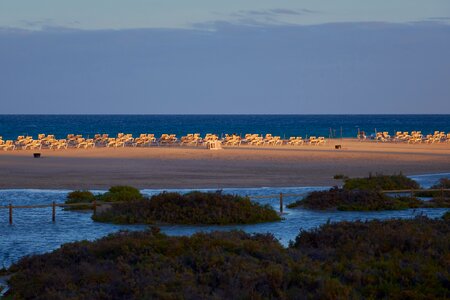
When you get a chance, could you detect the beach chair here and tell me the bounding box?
[308,136,318,145]
[287,137,296,145]
[158,134,169,145]
[316,137,326,145]
[248,136,263,146]
[265,136,282,146]
[23,140,42,150]
[76,138,88,149]
[1,140,16,151]
[262,134,273,145]
[288,137,303,146]
[57,139,68,149]
[48,139,65,150]
[180,134,195,146]
[223,134,241,146]
[133,134,148,147]
[106,138,118,148]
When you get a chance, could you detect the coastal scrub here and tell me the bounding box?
[92,191,281,225]
[5,216,450,299]
[343,173,420,191]
[287,188,423,211]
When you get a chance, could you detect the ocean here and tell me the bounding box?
[0,114,449,140]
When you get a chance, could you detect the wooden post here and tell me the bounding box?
[9,204,12,225]
[442,187,445,201]
[410,189,414,199]
[52,201,56,222]
[279,193,283,214]
[92,200,97,216]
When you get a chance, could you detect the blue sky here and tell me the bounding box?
[1,1,449,114]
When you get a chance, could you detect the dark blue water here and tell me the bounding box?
[1,115,449,140]
[0,173,449,268]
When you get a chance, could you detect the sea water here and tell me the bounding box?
[1,114,449,140]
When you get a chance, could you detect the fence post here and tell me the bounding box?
[279,193,283,214]
[9,204,12,225]
[52,201,56,222]
[410,189,414,199]
[442,187,444,201]
[92,200,97,216]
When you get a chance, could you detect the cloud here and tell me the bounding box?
[199,8,318,29]
[428,16,450,20]
[17,18,81,30]
[236,8,317,18]
[1,22,449,114]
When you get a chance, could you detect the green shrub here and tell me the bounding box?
[333,174,348,180]
[343,174,420,191]
[66,190,96,204]
[5,217,450,299]
[64,190,97,210]
[93,191,281,225]
[287,188,423,211]
[100,185,143,202]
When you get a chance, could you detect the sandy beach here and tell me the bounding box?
[0,139,449,189]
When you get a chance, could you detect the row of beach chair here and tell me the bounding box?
[375,131,450,143]
[0,133,329,151]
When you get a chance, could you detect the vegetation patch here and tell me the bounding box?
[64,190,97,210]
[444,211,450,221]
[415,178,450,198]
[333,174,348,180]
[64,186,143,210]
[100,186,143,202]
[5,216,450,299]
[434,178,450,189]
[343,173,420,191]
[93,191,281,225]
[287,188,424,211]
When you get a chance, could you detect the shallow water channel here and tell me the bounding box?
[0,173,449,268]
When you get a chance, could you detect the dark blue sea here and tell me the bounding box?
[0,115,449,140]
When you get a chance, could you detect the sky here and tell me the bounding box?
[0,1,450,114]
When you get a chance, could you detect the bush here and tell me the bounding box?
[432,178,450,189]
[66,190,96,204]
[93,191,281,225]
[415,178,450,198]
[343,174,420,191]
[290,217,450,299]
[287,188,423,211]
[100,185,143,202]
[425,197,450,208]
[443,211,450,221]
[64,190,97,210]
[5,217,450,299]
[333,174,348,180]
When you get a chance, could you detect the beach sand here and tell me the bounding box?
[0,139,449,189]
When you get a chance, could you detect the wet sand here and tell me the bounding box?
[0,139,449,189]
